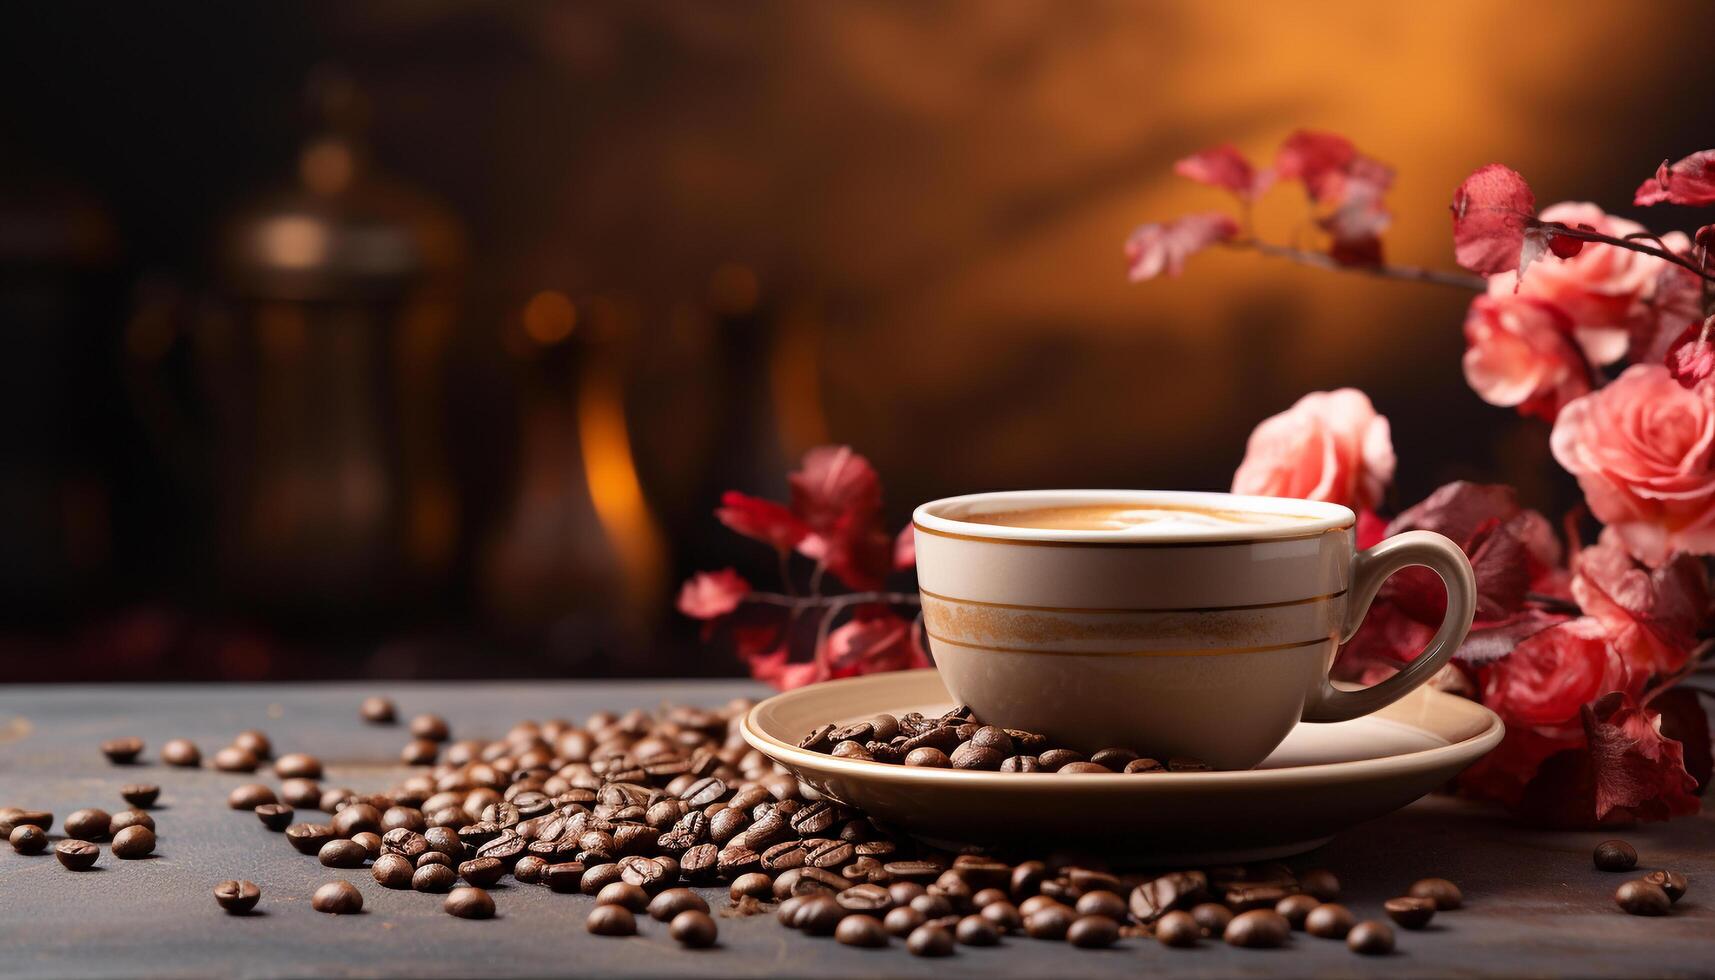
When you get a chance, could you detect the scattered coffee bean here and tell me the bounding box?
[670,909,718,948]
[1156,909,1201,947]
[1642,870,1688,903]
[1190,902,1233,936]
[1067,914,1119,948]
[161,738,201,767]
[836,914,888,947]
[233,730,272,759]
[312,880,363,914]
[55,840,100,871]
[1276,893,1319,929]
[410,714,450,741]
[273,753,322,779]
[1594,839,1638,872]
[279,779,322,809]
[361,696,397,724]
[0,809,52,835]
[285,823,335,855]
[1025,904,1074,940]
[953,914,999,946]
[1225,909,1290,948]
[980,900,1022,932]
[319,839,367,869]
[101,737,144,764]
[214,880,261,914]
[1384,896,1436,929]
[109,809,154,835]
[1299,868,1340,901]
[458,857,505,888]
[1615,879,1672,916]
[10,825,48,855]
[885,905,926,936]
[586,904,636,936]
[401,740,439,765]
[255,803,294,831]
[798,895,847,935]
[1305,902,1355,939]
[907,923,955,957]
[648,887,709,921]
[372,853,415,888]
[1407,877,1462,910]
[119,784,160,808]
[64,808,112,841]
[213,745,259,773]
[1347,920,1395,955]
[332,804,382,838]
[1074,889,1125,920]
[112,825,156,859]
[445,886,495,919]
[414,864,457,893]
[598,881,650,911]
[228,784,276,811]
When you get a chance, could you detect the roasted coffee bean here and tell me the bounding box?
[232,730,271,759]
[0,809,52,836]
[64,808,112,841]
[972,887,1008,908]
[670,909,718,948]
[829,740,874,762]
[1067,914,1119,948]
[109,809,154,835]
[1225,884,1294,911]
[381,828,430,859]
[1089,747,1137,769]
[829,721,876,744]
[586,904,636,936]
[1306,902,1355,939]
[476,831,526,866]
[1642,870,1688,902]
[55,839,100,870]
[836,883,892,913]
[101,737,144,764]
[907,923,955,957]
[280,779,323,810]
[619,856,669,891]
[998,755,1044,772]
[318,788,355,813]
[372,853,415,889]
[423,826,463,858]
[350,831,381,859]
[228,784,276,811]
[1224,909,1290,948]
[885,905,926,936]
[1057,761,1112,774]
[411,863,455,893]
[946,913,995,946]
[900,726,960,755]
[213,745,259,773]
[380,806,425,834]
[361,696,397,724]
[904,747,950,768]
[836,914,888,947]
[10,825,48,855]
[1348,920,1395,955]
[1299,868,1340,901]
[1075,889,1126,920]
[312,881,363,914]
[728,872,772,901]
[798,724,836,752]
[1018,894,1061,917]
[286,823,336,855]
[1276,893,1319,928]
[885,860,944,883]
[119,784,160,808]
[512,856,548,884]
[679,843,719,882]
[255,804,294,831]
[1384,896,1435,929]
[1130,870,1207,923]
[401,739,439,765]
[597,881,651,911]
[1191,902,1233,936]
[979,899,1022,933]
[1024,903,1074,940]
[1156,909,1201,947]
[273,753,322,779]
[458,857,506,888]
[441,886,494,919]
[1407,877,1462,910]
[798,895,848,935]
[332,804,382,838]
[410,713,450,741]
[1119,758,1163,774]
[319,839,368,868]
[1594,839,1638,872]
[1615,880,1672,916]
[536,862,580,892]
[648,887,709,921]
[581,862,625,895]
[112,825,156,859]
[950,742,1004,771]
[417,851,454,869]
[162,738,201,767]
[214,880,261,914]
[1035,748,1085,771]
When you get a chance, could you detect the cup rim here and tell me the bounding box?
[912,490,1355,544]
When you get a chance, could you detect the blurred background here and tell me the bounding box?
[4,0,1713,681]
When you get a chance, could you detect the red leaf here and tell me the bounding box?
[823,607,930,679]
[1174,145,1272,201]
[1666,316,1715,390]
[1653,687,1713,795]
[715,491,811,552]
[676,568,751,620]
[1316,156,1394,267]
[1634,150,1715,207]
[892,524,916,571]
[1274,130,1358,203]
[787,445,881,535]
[1124,212,1240,281]
[1451,164,1538,275]
[1480,618,1628,730]
[1572,528,1711,677]
[811,512,894,592]
[1581,692,1701,822]
[1334,597,1435,683]
[1384,482,1563,622]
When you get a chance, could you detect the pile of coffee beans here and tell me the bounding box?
[798,706,1208,773]
[1595,839,1691,917]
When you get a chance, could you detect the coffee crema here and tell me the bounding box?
[958,503,1316,532]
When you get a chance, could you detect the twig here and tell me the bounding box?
[1525,592,1583,616]
[1235,240,1487,291]
[747,590,922,612]
[1544,223,1715,284]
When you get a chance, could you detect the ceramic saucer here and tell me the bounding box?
[742,668,1502,864]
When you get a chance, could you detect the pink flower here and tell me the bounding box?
[1491,203,1671,365]
[676,568,751,620]
[1550,364,1715,565]
[1572,527,1711,677]
[1461,293,1589,421]
[1232,389,1395,510]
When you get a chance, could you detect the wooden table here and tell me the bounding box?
[1,681,1710,978]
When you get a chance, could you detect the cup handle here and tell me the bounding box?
[1300,529,1476,723]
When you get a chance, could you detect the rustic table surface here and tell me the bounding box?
[1,681,1710,979]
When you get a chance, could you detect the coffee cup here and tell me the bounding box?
[911,490,1476,770]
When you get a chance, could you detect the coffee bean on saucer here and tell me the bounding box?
[162,738,201,767]
[410,714,450,741]
[1168,757,1211,772]
[907,923,955,957]
[1305,902,1355,939]
[255,804,294,831]
[1407,877,1462,910]
[55,840,100,870]
[10,825,48,855]
[836,914,888,947]
[1299,868,1340,901]
[319,839,367,869]
[1384,897,1435,929]
[1615,880,1672,916]
[670,909,718,947]
[999,755,1044,772]
[1089,747,1136,769]
[101,737,144,764]
[361,697,397,724]
[1067,914,1119,948]
[1057,762,1112,774]
[1224,909,1289,948]
[904,747,949,768]
[1276,893,1319,928]
[1347,920,1395,955]
[214,880,261,914]
[312,881,363,914]
[1594,840,1638,872]
[229,784,276,810]
[445,886,495,919]
[110,825,155,859]
[119,784,160,808]
[1642,870,1688,903]
[586,904,636,936]
[109,809,154,835]
[1190,902,1232,936]
[273,753,322,780]
[830,741,874,762]
[64,808,112,841]
[1156,910,1200,947]
[1123,757,1165,773]
[1035,749,1085,771]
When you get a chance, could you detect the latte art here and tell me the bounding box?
[960,503,1316,532]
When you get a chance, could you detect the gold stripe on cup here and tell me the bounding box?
[917,587,1347,615]
[923,630,1336,658]
[910,521,1352,549]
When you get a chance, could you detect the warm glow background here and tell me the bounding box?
[2,0,1711,678]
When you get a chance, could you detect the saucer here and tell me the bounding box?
[741,669,1503,864]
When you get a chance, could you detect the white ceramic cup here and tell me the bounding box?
[911,490,1476,770]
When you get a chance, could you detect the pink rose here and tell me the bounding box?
[1551,364,1715,565]
[1461,293,1589,421]
[1490,202,1671,365]
[1232,388,1395,510]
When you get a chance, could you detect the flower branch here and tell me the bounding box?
[1235,239,1487,291]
